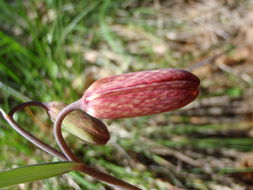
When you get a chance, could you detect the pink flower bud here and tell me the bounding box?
[81,69,200,119]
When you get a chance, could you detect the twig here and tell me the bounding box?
[216,62,252,83]
[140,137,201,167]
[186,53,223,72]
[150,147,201,167]
[109,139,137,168]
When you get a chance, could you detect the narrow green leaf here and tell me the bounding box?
[0,161,79,188]
[0,81,31,102]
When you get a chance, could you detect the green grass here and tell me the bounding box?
[1,0,253,189]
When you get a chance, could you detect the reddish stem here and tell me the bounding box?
[53,100,81,162]
[1,102,66,160]
[53,100,142,190]
[1,101,142,190]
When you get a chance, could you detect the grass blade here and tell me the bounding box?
[0,161,79,188]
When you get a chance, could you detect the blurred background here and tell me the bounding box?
[0,0,253,189]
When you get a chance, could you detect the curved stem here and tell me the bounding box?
[8,101,49,116]
[1,101,142,189]
[53,100,82,162]
[1,102,67,160]
[53,100,142,190]
[75,164,141,190]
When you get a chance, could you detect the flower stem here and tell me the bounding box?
[75,164,142,190]
[53,100,82,162]
[1,101,142,190]
[8,101,48,116]
[0,102,67,160]
[53,100,142,190]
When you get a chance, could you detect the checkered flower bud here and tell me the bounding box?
[81,69,200,119]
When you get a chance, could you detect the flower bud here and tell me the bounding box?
[47,102,110,145]
[81,69,200,119]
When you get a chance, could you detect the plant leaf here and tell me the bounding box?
[0,161,80,188]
